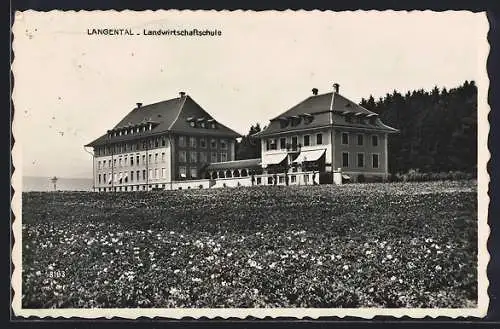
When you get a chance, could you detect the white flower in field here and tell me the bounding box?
[102,252,107,256]
[343,265,349,270]
[138,263,143,267]
[227,252,233,257]
[435,265,442,271]
[70,251,75,255]
[399,278,403,283]
[147,230,152,234]
[317,260,323,266]
[368,287,374,293]
[133,247,140,250]
[336,255,342,260]
[386,254,393,260]
[111,238,119,243]
[103,267,108,273]
[48,265,54,271]
[169,287,179,295]
[253,288,259,294]
[365,250,372,255]
[248,259,257,268]
[191,277,202,283]
[390,276,396,281]
[269,262,277,269]
[134,251,140,255]
[210,273,216,279]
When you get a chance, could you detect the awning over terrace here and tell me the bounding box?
[262,153,287,166]
[293,149,326,163]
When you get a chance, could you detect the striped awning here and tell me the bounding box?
[262,153,287,166]
[293,149,326,163]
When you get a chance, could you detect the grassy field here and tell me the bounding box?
[21,180,478,308]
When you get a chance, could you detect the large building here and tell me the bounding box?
[252,84,398,183]
[85,92,240,192]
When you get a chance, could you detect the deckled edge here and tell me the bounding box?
[10,9,490,320]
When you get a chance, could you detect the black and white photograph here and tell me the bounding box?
[11,10,489,318]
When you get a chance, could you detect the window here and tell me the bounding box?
[199,152,207,163]
[220,152,228,162]
[357,153,365,168]
[149,169,153,180]
[155,153,158,163]
[98,174,101,184]
[291,136,298,150]
[136,155,139,165]
[279,137,286,150]
[142,170,146,180]
[119,158,122,167]
[161,152,166,162]
[142,155,146,165]
[148,154,152,164]
[190,151,197,163]
[124,156,128,166]
[98,161,101,169]
[179,151,187,162]
[357,134,364,146]
[210,138,217,149]
[162,168,166,178]
[103,173,107,183]
[189,137,197,148]
[108,160,111,168]
[190,121,195,127]
[130,171,134,182]
[372,135,379,147]
[220,139,228,150]
[179,136,186,147]
[211,152,217,163]
[179,166,187,178]
[130,157,134,166]
[372,154,380,169]
[291,175,296,183]
[303,135,310,147]
[190,168,198,178]
[341,132,349,145]
[136,170,140,181]
[200,138,207,148]
[268,139,277,150]
[154,168,158,179]
[316,133,323,145]
[342,152,349,168]
[103,160,106,168]
[161,138,166,147]
[113,159,117,167]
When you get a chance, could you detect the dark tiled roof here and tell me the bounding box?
[253,92,398,138]
[85,95,241,147]
[205,158,262,171]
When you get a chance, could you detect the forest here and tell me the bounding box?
[236,81,478,175]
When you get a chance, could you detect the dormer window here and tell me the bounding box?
[190,121,195,127]
[279,117,289,128]
[290,116,301,127]
[124,129,127,135]
[211,123,216,129]
[302,113,314,124]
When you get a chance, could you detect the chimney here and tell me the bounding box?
[179,91,186,97]
[136,102,143,108]
[333,83,340,94]
[312,88,318,96]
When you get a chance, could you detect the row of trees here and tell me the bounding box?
[236,81,477,174]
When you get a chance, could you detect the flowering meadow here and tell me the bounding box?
[21,180,477,308]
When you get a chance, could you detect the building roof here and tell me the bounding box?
[253,90,398,138]
[85,94,241,147]
[205,158,262,171]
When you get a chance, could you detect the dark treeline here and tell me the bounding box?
[235,123,262,160]
[361,80,477,174]
[236,81,477,175]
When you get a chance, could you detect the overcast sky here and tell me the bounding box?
[13,10,487,178]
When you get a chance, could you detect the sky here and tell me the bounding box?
[12,10,488,178]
